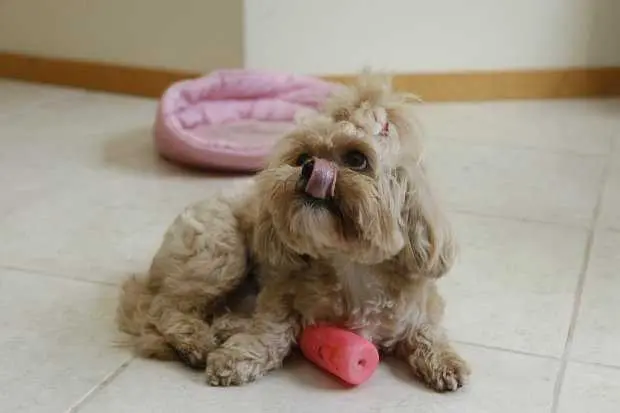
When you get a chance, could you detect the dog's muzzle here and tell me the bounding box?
[299,158,337,199]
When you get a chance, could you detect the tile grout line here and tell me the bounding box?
[436,135,610,158]
[0,264,119,287]
[602,225,620,234]
[0,88,88,120]
[549,137,614,413]
[570,358,620,372]
[448,207,592,230]
[457,339,620,371]
[454,340,561,361]
[65,357,134,413]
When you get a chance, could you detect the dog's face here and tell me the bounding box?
[255,117,406,265]
[252,75,454,279]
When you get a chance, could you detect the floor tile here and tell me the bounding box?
[0,79,83,118]
[0,268,129,413]
[557,362,620,413]
[77,346,558,413]
[0,90,158,141]
[425,140,606,225]
[416,99,617,155]
[0,89,249,282]
[1,82,618,410]
[599,150,620,230]
[571,230,620,366]
[441,213,587,356]
[0,90,158,215]
[0,173,246,283]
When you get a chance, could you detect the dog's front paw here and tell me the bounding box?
[410,350,470,392]
[205,348,265,386]
[430,353,470,392]
[174,343,208,369]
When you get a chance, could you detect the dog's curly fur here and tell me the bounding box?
[117,75,470,391]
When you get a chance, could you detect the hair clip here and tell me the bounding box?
[373,121,390,138]
[379,122,390,137]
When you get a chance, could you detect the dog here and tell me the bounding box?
[117,75,470,392]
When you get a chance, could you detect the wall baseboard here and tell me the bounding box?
[0,52,193,97]
[327,68,620,101]
[2,52,620,102]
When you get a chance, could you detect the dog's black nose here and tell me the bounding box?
[300,159,315,185]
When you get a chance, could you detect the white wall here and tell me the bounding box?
[0,0,243,73]
[1,0,618,75]
[245,0,620,74]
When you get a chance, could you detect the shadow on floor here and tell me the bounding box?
[101,127,254,179]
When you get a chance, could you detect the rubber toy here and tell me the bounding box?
[299,325,379,386]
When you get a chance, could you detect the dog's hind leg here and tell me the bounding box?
[120,197,250,368]
[117,275,178,361]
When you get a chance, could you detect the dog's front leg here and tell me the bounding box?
[395,323,470,392]
[205,287,299,386]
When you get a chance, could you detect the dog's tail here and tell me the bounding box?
[115,274,177,360]
[116,274,151,336]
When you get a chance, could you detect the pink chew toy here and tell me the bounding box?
[299,325,379,386]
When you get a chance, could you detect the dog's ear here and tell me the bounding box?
[391,162,456,279]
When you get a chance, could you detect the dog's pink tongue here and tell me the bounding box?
[305,159,337,199]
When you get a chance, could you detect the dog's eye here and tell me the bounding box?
[342,150,368,170]
[295,153,311,166]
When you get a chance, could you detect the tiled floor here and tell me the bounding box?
[0,79,619,413]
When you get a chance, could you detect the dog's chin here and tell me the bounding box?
[258,165,404,264]
[270,192,348,258]
[270,191,396,264]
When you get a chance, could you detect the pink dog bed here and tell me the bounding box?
[154,70,339,172]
